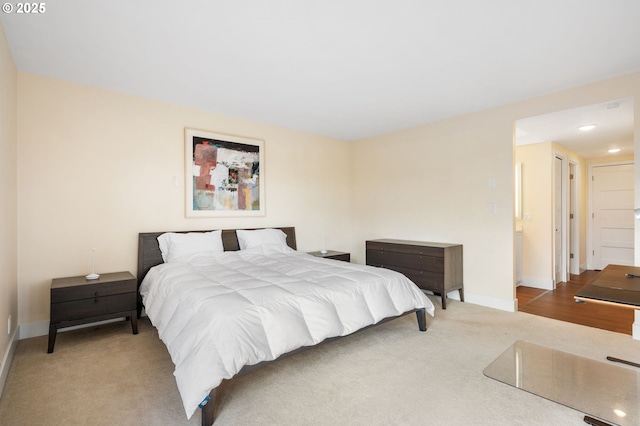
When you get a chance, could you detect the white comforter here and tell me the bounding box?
[140,250,435,418]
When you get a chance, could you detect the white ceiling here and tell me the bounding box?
[516,97,634,159]
[2,0,640,142]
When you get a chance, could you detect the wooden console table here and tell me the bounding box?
[366,239,463,309]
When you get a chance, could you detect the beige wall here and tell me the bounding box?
[515,142,553,288]
[351,111,516,309]
[0,22,18,381]
[351,72,640,311]
[17,73,352,331]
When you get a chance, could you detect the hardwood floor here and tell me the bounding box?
[517,271,634,335]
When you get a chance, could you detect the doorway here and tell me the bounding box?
[514,97,634,292]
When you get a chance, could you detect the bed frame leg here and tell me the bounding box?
[416,308,427,331]
[201,389,216,426]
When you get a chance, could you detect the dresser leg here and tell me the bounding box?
[130,310,138,334]
[459,288,464,302]
[441,294,447,310]
[47,323,57,353]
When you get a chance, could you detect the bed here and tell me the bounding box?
[137,227,435,425]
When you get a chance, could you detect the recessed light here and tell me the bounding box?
[608,148,621,153]
[578,124,597,131]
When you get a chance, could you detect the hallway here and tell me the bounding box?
[517,271,634,335]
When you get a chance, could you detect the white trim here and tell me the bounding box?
[422,290,463,302]
[569,161,580,275]
[18,320,49,340]
[520,276,554,290]
[0,327,19,398]
[463,292,517,313]
[633,310,640,340]
[445,289,461,302]
[553,151,569,286]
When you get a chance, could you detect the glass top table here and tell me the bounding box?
[575,264,640,308]
[484,340,640,426]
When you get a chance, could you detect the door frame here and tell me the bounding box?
[553,151,569,286]
[587,160,635,270]
[569,161,580,275]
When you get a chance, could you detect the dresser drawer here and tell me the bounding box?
[366,250,444,273]
[366,261,444,291]
[366,241,444,257]
[397,268,444,291]
[51,292,136,322]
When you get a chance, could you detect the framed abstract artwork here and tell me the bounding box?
[185,128,264,217]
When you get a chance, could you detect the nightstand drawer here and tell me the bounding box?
[51,279,136,303]
[327,253,350,262]
[50,292,136,322]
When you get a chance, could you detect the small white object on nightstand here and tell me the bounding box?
[85,248,100,280]
[320,236,327,254]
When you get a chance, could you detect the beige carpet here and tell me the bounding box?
[1,298,639,425]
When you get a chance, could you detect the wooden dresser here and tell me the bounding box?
[366,239,463,309]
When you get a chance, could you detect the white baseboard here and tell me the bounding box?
[423,289,515,312]
[446,289,461,302]
[520,276,554,290]
[0,327,19,398]
[422,289,464,303]
[18,320,49,340]
[460,292,517,313]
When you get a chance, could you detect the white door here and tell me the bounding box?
[591,163,634,269]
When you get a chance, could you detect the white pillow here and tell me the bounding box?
[157,230,224,262]
[236,228,292,253]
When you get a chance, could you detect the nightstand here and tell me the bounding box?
[307,250,351,262]
[48,271,138,353]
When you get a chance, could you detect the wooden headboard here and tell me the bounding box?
[136,227,297,288]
